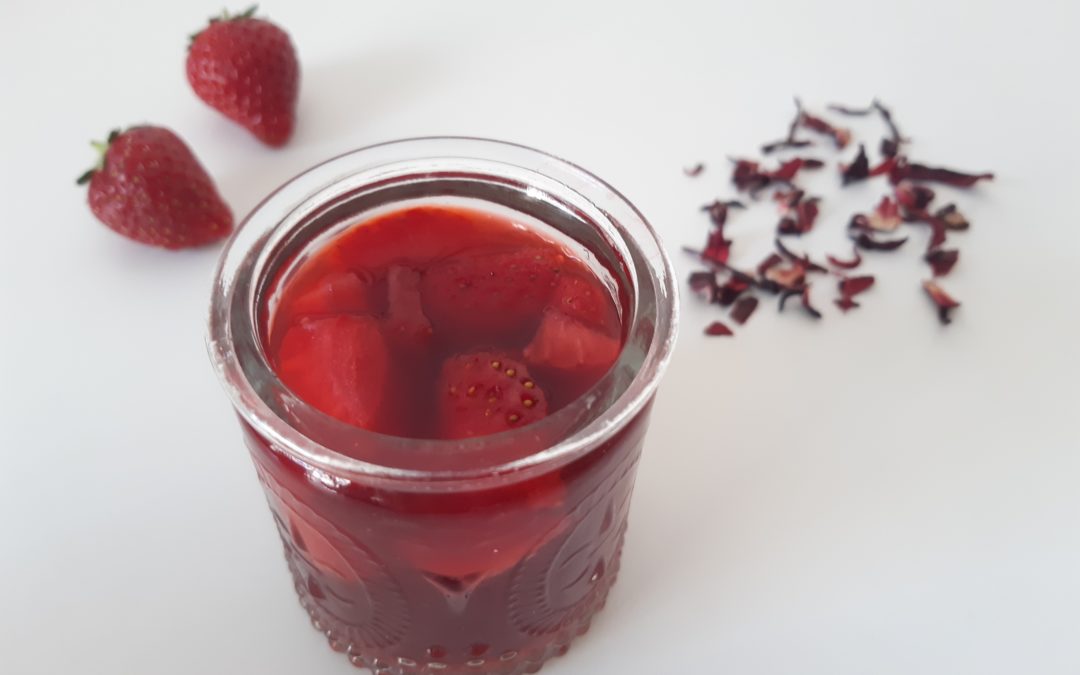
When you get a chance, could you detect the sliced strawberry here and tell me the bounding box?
[384,266,433,349]
[422,247,565,343]
[524,310,621,372]
[549,272,620,333]
[275,316,390,431]
[287,270,380,319]
[436,352,548,439]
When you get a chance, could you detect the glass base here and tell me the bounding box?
[283,536,624,675]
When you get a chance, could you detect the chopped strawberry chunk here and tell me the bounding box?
[523,310,620,372]
[288,269,379,319]
[276,315,390,431]
[384,266,433,349]
[437,352,548,439]
[549,273,620,333]
[422,247,564,343]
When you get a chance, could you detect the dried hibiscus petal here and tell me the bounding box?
[775,238,828,272]
[688,271,718,294]
[780,286,822,319]
[839,275,875,297]
[935,204,969,231]
[777,197,821,236]
[730,296,759,325]
[715,276,751,306]
[799,106,852,149]
[829,100,906,154]
[702,199,745,228]
[757,253,784,277]
[863,196,902,231]
[774,189,806,213]
[702,229,733,264]
[894,181,936,210]
[770,157,825,181]
[925,248,959,277]
[840,144,870,184]
[889,158,994,187]
[762,105,814,154]
[923,280,960,324]
[826,248,862,270]
[765,263,807,290]
[852,231,908,251]
[684,163,705,177]
[705,320,734,336]
[834,295,860,312]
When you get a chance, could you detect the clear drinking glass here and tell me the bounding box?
[207,138,678,674]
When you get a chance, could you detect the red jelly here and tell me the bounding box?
[209,139,677,674]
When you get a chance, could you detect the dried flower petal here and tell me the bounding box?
[762,105,814,154]
[715,276,751,306]
[704,320,734,336]
[840,144,870,184]
[765,263,807,290]
[865,196,903,231]
[894,181,936,210]
[880,138,900,158]
[935,204,970,231]
[777,197,821,236]
[780,286,822,319]
[922,280,960,324]
[702,229,733,264]
[730,296,759,325]
[834,295,860,312]
[757,253,784,277]
[869,155,899,177]
[829,100,906,154]
[688,271,718,294]
[925,248,959,277]
[684,163,705,177]
[838,275,875,297]
[800,108,852,149]
[732,157,823,194]
[775,238,828,272]
[852,232,909,251]
[826,248,863,270]
[701,199,745,228]
[890,158,994,187]
[774,189,806,213]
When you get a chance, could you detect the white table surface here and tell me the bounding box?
[3,0,1079,673]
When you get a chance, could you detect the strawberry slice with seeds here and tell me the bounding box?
[422,247,564,343]
[437,352,548,439]
[549,273,619,333]
[275,315,390,431]
[524,310,620,372]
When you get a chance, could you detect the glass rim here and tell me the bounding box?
[207,136,678,491]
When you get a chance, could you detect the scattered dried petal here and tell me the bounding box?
[775,238,828,272]
[841,144,870,184]
[829,100,906,153]
[730,296,759,325]
[777,197,821,236]
[834,295,860,312]
[701,199,745,228]
[925,248,959,277]
[780,286,822,319]
[890,158,994,187]
[800,108,852,149]
[880,138,900,158]
[852,231,909,251]
[869,155,899,177]
[765,263,807,290]
[922,280,960,324]
[894,181,936,210]
[838,275,875,297]
[704,321,734,336]
[762,105,813,154]
[732,157,823,194]
[866,196,903,231]
[688,271,718,294]
[774,189,806,213]
[935,203,970,231]
[684,163,705,177]
[702,229,733,265]
[826,248,863,270]
[715,276,751,306]
[757,253,784,277]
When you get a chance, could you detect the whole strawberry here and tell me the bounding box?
[186,6,299,147]
[77,126,233,249]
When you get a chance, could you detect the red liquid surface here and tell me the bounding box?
[248,204,650,673]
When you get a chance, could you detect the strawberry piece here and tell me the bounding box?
[77,127,233,249]
[275,316,390,431]
[186,7,299,147]
[288,270,379,319]
[422,248,564,343]
[524,310,620,372]
[436,352,548,439]
[549,273,619,332]
[385,266,433,349]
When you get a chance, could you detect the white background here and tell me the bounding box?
[2,1,1078,673]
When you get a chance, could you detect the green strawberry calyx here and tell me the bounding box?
[75,129,121,186]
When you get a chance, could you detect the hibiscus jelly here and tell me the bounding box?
[208,138,677,674]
